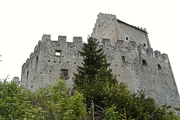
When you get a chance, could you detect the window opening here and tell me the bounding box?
[143,43,146,47]
[61,69,68,80]
[48,60,50,62]
[158,64,162,70]
[142,59,147,66]
[55,50,61,56]
[126,37,128,40]
[36,56,38,64]
[49,70,52,72]
[121,56,125,62]
[99,25,100,27]
[27,70,29,79]
[31,85,33,88]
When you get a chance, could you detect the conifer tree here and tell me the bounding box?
[73,37,117,111]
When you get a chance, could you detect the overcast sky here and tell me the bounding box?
[0,0,180,92]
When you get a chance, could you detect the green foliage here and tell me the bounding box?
[73,37,117,112]
[28,79,86,120]
[163,111,180,120]
[103,85,180,120]
[0,79,86,120]
[104,105,122,120]
[73,37,117,88]
[1,36,180,119]
[0,79,35,120]
[73,37,180,119]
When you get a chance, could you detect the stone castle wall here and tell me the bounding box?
[91,13,151,48]
[21,13,180,107]
[21,35,84,91]
[21,34,179,107]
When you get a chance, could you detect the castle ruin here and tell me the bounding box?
[21,13,180,107]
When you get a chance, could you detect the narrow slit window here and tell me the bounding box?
[55,50,61,57]
[27,70,29,79]
[164,80,168,85]
[36,56,38,64]
[143,43,146,47]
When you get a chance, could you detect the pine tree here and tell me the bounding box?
[73,37,117,112]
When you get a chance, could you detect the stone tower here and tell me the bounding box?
[21,13,180,107]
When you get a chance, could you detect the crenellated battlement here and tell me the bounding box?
[99,38,168,62]
[132,25,147,32]
[23,35,169,70]
[137,43,169,62]
[58,35,66,42]
[98,12,116,20]
[42,34,51,41]
[73,37,83,43]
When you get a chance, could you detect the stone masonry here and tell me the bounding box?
[21,13,180,107]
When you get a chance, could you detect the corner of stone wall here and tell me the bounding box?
[91,13,117,37]
[42,34,51,42]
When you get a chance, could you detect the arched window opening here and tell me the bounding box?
[126,37,129,41]
[158,64,162,70]
[61,69,68,80]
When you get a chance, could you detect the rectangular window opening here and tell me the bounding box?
[55,50,61,57]
[121,56,125,62]
[142,59,148,66]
